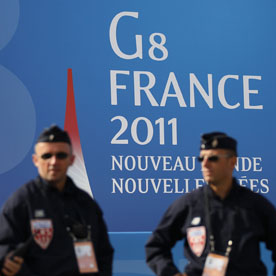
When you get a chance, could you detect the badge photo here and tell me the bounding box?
[202,253,229,276]
[187,226,206,257]
[31,219,54,249]
[74,241,99,273]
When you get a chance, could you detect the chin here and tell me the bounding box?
[48,173,61,180]
[203,175,211,181]
[45,176,61,183]
[204,177,214,184]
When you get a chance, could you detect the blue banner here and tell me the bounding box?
[1,1,276,273]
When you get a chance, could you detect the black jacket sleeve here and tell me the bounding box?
[96,208,114,276]
[88,200,114,276]
[145,196,188,276]
[0,196,36,275]
[258,195,276,276]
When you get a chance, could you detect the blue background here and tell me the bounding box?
[0,0,275,274]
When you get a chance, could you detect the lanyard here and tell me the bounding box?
[203,186,233,257]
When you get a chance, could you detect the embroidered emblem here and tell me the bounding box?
[191,217,201,226]
[31,219,53,249]
[187,226,206,257]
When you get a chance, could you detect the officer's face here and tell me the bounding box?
[32,142,75,190]
[199,149,236,186]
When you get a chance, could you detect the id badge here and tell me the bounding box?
[202,253,229,276]
[74,241,99,273]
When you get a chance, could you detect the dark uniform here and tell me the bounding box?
[145,178,276,276]
[0,176,114,276]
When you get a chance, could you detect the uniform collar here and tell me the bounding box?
[35,175,77,195]
[206,177,239,201]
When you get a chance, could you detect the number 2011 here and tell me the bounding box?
[111,116,177,145]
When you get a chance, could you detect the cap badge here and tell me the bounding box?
[212,139,218,148]
[49,134,55,141]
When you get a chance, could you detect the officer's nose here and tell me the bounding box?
[49,155,58,164]
[201,157,211,168]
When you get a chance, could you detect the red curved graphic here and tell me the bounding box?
[64,69,93,197]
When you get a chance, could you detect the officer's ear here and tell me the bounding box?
[69,154,75,166]
[32,153,39,168]
[229,155,237,170]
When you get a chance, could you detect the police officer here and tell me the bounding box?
[145,132,276,276]
[0,125,114,276]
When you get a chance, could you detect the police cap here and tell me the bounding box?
[36,125,71,145]
[200,132,237,155]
